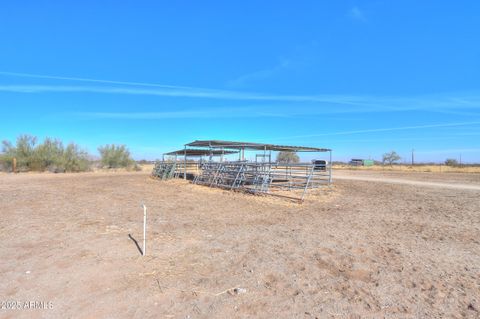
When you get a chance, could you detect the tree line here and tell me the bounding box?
[0,134,137,172]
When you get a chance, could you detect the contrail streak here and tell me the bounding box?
[274,121,480,139]
[0,71,200,90]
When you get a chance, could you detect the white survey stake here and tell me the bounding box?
[142,203,147,256]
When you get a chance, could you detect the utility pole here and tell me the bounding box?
[411,149,415,166]
[459,154,462,167]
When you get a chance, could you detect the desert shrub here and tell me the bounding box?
[1,135,37,171]
[32,137,64,171]
[277,151,300,163]
[0,148,11,171]
[0,135,91,172]
[61,143,91,172]
[98,144,134,168]
[0,154,9,171]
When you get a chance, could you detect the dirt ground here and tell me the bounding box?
[334,170,480,190]
[333,164,480,174]
[0,170,479,318]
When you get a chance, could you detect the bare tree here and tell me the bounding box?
[445,158,458,167]
[382,151,401,166]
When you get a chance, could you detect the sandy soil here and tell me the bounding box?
[0,170,479,318]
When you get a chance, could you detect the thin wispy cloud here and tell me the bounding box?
[0,71,199,90]
[0,83,396,115]
[348,6,367,22]
[330,133,480,144]
[75,108,289,120]
[228,58,291,88]
[416,148,480,154]
[0,81,364,104]
[1,71,480,115]
[0,84,247,99]
[2,84,480,116]
[273,121,480,140]
[227,42,319,88]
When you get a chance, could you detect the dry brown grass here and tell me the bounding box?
[333,164,480,173]
[139,163,155,171]
[90,163,154,173]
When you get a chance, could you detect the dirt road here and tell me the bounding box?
[334,169,480,191]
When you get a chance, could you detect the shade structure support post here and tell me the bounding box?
[209,142,213,162]
[328,150,333,184]
[184,146,187,180]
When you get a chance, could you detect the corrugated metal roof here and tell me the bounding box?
[164,148,238,156]
[185,140,331,152]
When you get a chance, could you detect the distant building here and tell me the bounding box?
[349,159,374,166]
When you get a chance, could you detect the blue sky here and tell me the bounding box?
[1,1,479,162]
